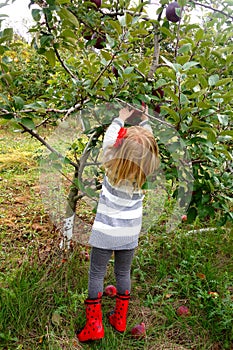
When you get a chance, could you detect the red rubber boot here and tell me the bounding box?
[108,291,130,332]
[76,293,104,342]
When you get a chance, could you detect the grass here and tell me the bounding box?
[0,121,232,350]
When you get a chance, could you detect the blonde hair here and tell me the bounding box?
[103,126,159,189]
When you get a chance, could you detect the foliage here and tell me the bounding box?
[0,0,232,225]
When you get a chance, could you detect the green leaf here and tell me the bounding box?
[85,187,97,198]
[178,43,192,54]
[219,130,233,137]
[59,8,79,28]
[106,34,115,49]
[13,96,24,110]
[161,106,180,122]
[40,34,53,47]
[101,50,112,61]
[124,66,134,74]
[2,28,13,41]
[215,78,232,86]
[154,78,167,89]
[160,27,175,39]
[182,61,199,70]
[125,12,133,26]
[202,127,217,142]
[208,74,219,86]
[217,114,228,126]
[180,93,189,105]
[61,29,77,39]
[161,56,176,71]
[31,9,41,21]
[195,28,204,41]
[20,117,35,130]
[44,49,56,67]
[108,20,122,35]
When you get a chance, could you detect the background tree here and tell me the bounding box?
[0,0,232,246]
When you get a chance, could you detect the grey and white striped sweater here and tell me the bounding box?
[88,117,152,250]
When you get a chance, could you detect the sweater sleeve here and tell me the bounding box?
[139,119,153,134]
[103,117,124,151]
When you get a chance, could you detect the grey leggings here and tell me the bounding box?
[88,247,135,299]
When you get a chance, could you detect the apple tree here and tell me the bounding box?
[0,0,232,246]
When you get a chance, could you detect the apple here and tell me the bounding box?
[166,2,181,23]
[208,291,219,298]
[90,0,101,8]
[104,285,117,297]
[141,101,146,108]
[152,87,164,99]
[176,305,190,317]
[131,322,146,338]
[80,250,90,261]
[112,65,119,78]
[181,214,187,221]
[91,33,106,49]
[82,29,93,40]
[154,104,161,115]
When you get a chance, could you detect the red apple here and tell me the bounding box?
[166,2,181,23]
[176,305,190,317]
[90,0,101,8]
[131,322,146,338]
[181,214,187,221]
[80,250,90,261]
[104,285,117,297]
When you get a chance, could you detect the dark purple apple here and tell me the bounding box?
[82,29,93,40]
[166,2,181,23]
[91,32,106,49]
[152,87,164,99]
[90,0,101,8]
[154,104,161,115]
[112,65,119,77]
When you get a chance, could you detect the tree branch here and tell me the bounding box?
[147,5,165,80]
[115,98,175,129]
[44,9,79,81]
[189,1,233,21]
[17,121,79,170]
[148,25,160,79]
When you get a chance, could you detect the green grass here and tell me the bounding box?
[0,122,232,349]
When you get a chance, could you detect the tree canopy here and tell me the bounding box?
[0,0,232,230]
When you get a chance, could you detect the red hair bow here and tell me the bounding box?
[114,127,127,148]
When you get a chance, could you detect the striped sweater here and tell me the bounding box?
[88,117,152,250]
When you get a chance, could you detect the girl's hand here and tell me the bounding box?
[119,107,134,122]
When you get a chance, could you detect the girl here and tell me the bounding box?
[77,106,159,342]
